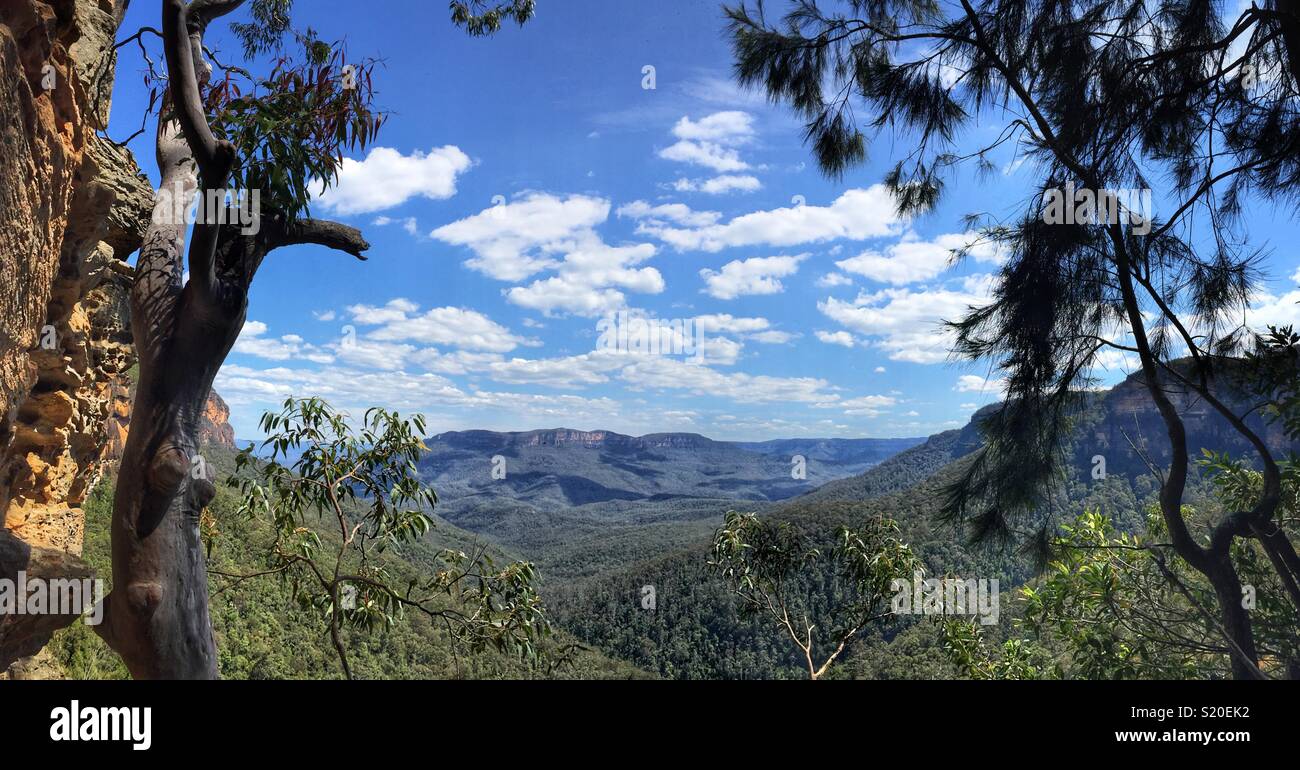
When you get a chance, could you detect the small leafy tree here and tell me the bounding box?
[224,398,550,679]
[709,511,920,679]
[945,498,1300,679]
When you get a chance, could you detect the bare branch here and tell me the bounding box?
[266,217,372,260]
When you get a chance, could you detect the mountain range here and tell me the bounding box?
[417,428,924,513]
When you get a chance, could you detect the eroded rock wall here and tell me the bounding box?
[0,0,152,671]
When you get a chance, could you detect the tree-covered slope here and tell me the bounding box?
[48,445,649,680]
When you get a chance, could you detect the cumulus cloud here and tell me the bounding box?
[954,374,1007,397]
[505,241,663,317]
[478,351,627,388]
[615,201,721,227]
[619,356,837,404]
[835,232,1006,285]
[825,394,898,417]
[346,301,531,353]
[658,111,755,173]
[314,146,472,216]
[334,338,415,371]
[632,186,904,252]
[818,275,995,364]
[1248,288,1300,330]
[673,175,762,195]
[659,141,749,172]
[431,192,609,281]
[670,111,755,142]
[234,320,334,364]
[694,314,795,347]
[700,254,807,300]
[372,215,420,236]
[654,112,765,195]
[214,363,624,427]
[433,193,664,316]
[816,272,854,288]
[816,330,856,348]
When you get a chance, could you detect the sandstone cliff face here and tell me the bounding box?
[0,0,152,671]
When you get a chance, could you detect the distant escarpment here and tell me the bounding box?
[420,428,920,518]
[802,361,1300,508]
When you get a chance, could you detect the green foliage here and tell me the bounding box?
[943,497,1300,680]
[709,510,920,679]
[229,0,297,59]
[548,440,1038,679]
[942,619,1051,680]
[227,398,551,678]
[449,0,536,37]
[1243,325,1300,442]
[49,445,641,680]
[205,42,384,221]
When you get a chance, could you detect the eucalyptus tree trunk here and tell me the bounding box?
[96,0,368,678]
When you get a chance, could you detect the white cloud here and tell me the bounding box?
[818,275,995,364]
[816,330,856,348]
[434,193,663,316]
[373,215,420,236]
[347,298,419,325]
[694,314,794,348]
[673,175,762,195]
[214,363,623,427]
[616,201,720,227]
[619,357,837,404]
[670,111,755,143]
[406,349,506,376]
[693,314,772,336]
[954,374,1007,396]
[816,272,854,288]
[505,241,662,317]
[700,254,807,300]
[659,141,749,172]
[635,186,905,252]
[748,330,796,344]
[314,146,472,216]
[835,232,1005,285]
[347,301,530,353]
[234,320,334,364]
[658,111,756,173]
[479,351,626,388]
[1246,288,1300,330]
[334,339,415,371]
[431,192,610,281]
[827,394,898,416]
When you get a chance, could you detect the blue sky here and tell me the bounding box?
[107,0,1300,440]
